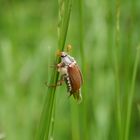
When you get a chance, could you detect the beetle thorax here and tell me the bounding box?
[62,57,72,65]
[61,55,76,66]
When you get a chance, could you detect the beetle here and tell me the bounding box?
[48,46,83,103]
[57,51,83,102]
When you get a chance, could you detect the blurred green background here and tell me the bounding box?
[0,0,140,140]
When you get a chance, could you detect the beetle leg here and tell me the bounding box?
[49,62,64,69]
[57,62,65,68]
[50,64,57,68]
[45,75,64,87]
[46,80,64,87]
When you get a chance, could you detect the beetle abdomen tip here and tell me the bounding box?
[73,91,82,103]
[77,93,82,104]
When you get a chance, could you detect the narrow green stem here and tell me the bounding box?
[79,0,84,60]
[124,47,140,140]
[59,0,73,50]
[78,0,88,140]
[115,0,122,139]
[70,0,83,139]
[70,103,80,140]
[48,98,56,140]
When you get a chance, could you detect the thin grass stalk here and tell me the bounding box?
[78,0,88,139]
[79,0,90,140]
[58,0,73,50]
[48,98,56,140]
[70,1,85,139]
[35,0,72,139]
[114,0,122,139]
[70,0,86,139]
[124,47,140,140]
[79,0,84,60]
[70,103,80,140]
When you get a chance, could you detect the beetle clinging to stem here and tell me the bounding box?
[48,44,83,103]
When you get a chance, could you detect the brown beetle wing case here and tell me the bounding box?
[68,65,83,93]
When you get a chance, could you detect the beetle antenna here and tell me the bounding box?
[66,44,72,53]
[45,80,64,87]
[50,64,57,68]
[56,50,61,57]
[45,82,57,87]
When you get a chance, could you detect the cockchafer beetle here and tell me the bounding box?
[48,45,83,103]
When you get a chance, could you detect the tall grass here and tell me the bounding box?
[35,0,72,139]
[124,46,140,140]
[114,0,140,140]
[114,0,122,139]
[0,0,140,140]
[69,0,89,139]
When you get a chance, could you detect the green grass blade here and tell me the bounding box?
[114,0,122,139]
[69,0,86,139]
[35,0,72,140]
[124,46,140,140]
[78,0,88,139]
[58,0,73,50]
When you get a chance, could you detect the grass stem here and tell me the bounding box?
[115,0,122,139]
[124,47,140,140]
[35,0,72,139]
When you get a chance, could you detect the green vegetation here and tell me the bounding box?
[35,0,72,139]
[0,0,140,140]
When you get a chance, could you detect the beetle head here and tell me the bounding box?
[57,51,68,58]
[60,52,68,58]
